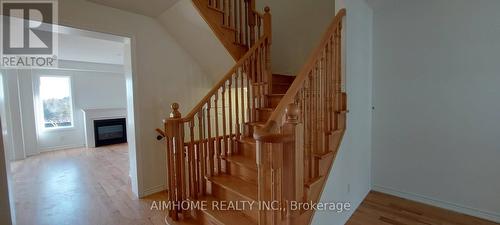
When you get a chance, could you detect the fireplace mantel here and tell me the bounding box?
[82,108,127,148]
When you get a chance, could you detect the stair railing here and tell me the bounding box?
[162,7,272,221]
[207,0,269,47]
[253,9,346,225]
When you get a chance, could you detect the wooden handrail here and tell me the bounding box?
[162,5,273,221]
[255,9,346,137]
[253,9,346,225]
[155,128,166,140]
[182,34,269,121]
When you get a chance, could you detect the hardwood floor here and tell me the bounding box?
[11,144,169,225]
[347,191,499,225]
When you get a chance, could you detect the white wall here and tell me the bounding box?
[371,0,500,222]
[3,61,127,157]
[34,66,126,151]
[0,103,14,225]
[312,1,373,224]
[158,0,234,82]
[58,0,213,197]
[256,0,335,75]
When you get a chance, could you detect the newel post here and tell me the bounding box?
[165,103,185,220]
[248,0,256,45]
[263,6,272,42]
[263,6,273,95]
[282,103,303,218]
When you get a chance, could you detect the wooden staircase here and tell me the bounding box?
[157,2,347,225]
[192,0,267,60]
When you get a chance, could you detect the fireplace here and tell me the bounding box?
[93,118,127,147]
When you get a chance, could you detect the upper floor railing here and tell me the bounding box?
[207,0,269,48]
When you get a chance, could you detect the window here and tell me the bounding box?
[38,76,74,129]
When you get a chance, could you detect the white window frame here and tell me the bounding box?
[34,74,75,132]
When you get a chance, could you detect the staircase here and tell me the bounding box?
[192,0,267,60]
[157,2,346,225]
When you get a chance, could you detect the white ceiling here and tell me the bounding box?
[58,33,126,65]
[87,0,181,17]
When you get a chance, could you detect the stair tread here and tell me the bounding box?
[224,155,257,171]
[208,174,258,201]
[198,196,257,225]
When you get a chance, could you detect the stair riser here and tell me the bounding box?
[272,74,295,84]
[257,110,272,122]
[227,162,257,184]
[266,96,283,108]
[238,142,256,160]
[272,84,290,94]
[211,184,259,222]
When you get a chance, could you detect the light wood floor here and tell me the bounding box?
[347,191,499,225]
[11,144,169,225]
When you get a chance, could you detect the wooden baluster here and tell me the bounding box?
[255,49,262,110]
[250,57,257,122]
[248,0,255,45]
[327,37,333,133]
[221,85,228,159]
[307,75,313,181]
[214,90,221,174]
[188,120,196,199]
[223,0,227,25]
[332,32,338,131]
[335,27,341,130]
[257,15,261,39]
[244,0,249,46]
[228,0,232,28]
[197,111,206,195]
[246,62,253,122]
[233,0,237,36]
[206,100,214,177]
[238,0,243,44]
[322,47,329,153]
[228,78,233,155]
[235,72,240,147]
[259,47,264,107]
[303,82,309,183]
[316,62,321,160]
[240,67,245,124]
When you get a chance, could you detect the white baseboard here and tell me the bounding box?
[372,185,500,223]
[141,184,166,198]
[39,144,85,153]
